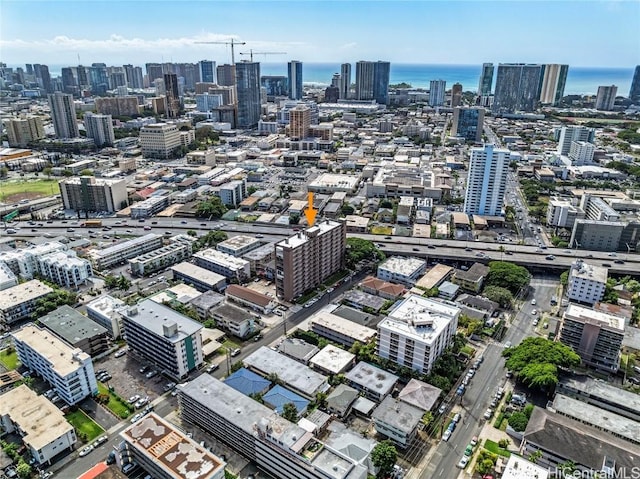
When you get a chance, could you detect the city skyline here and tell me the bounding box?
[1,1,638,67]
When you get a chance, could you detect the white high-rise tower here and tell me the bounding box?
[463,144,510,217]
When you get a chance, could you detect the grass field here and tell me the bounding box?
[0,349,19,370]
[0,179,58,202]
[370,226,393,235]
[65,409,105,442]
[484,439,511,458]
[97,383,133,419]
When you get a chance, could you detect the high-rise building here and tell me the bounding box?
[33,64,52,93]
[198,60,216,83]
[145,63,164,83]
[373,61,390,105]
[4,116,45,147]
[275,220,346,302]
[464,144,510,217]
[477,63,494,96]
[236,61,261,128]
[595,85,617,111]
[354,60,390,104]
[566,260,607,306]
[288,105,311,139]
[261,76,288,97]
[83,112,115,147]
[196,92,223,112]
[89,63,109,95]
[492,63,543,114]
[559,303,623,373]
[139,123,181,158]
[108,71,126,90]
[59,176,128,213]
[122,64,144,89]
[451,82,463,107]
[217,64,236,87]
[60,67,77,95]
[95,96,139,117]
[557,125,595,155]
[568,141,595,166]
[629,66,640,103]
[163,73,181,119]
[75,65,89,89]
[451,107,484,143]
[539,64,569,105]
[288,60,303,100]
[429,79,446,107]
[48,92,79,139]
[340,63,351,99]
[355,61,375,101]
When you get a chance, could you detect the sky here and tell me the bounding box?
[1,0,639,68]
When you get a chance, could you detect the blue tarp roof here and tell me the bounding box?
[263,385,310,415]
[223,367,272,396]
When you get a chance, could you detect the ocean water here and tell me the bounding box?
[37,63,635,96]
[259,63,635,96]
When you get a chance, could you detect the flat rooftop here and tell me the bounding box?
[276,220,343,250]
[12,324,90,377]
[171,262,226,286]
[89,234,161,260]
[309,345,355,375]
[502,455,549,479]
[41,305,108,344]
[570,260,608,284]
[378,256,427,276]
[310,310,377,343]
[120,299,202,343]
[372,395,423,434]
[243,346,328,398]
[415,264,453,290]
[121,413,225,479]
[345,361,398,397]
[563,304,625,332]
[194,248,250,270]
[0,385,74,451]
[216,235,262,253]
[0,280,53,310]
[558,376,640,418]
[552,394,639,445]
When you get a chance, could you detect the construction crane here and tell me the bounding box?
[238,50,287,62]
[194,39,246,64]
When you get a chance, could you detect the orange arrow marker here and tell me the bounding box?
[304,192,318,227]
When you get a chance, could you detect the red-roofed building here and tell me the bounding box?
[76,462,112,479]
[225,284,277,314]
[137,187,156,199]
[361,276,406,300]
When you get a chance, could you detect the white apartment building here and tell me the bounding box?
[178,375,369,479]
[170,262,227,293]
[87,234,163,270]
[546,197,585,228]
[464,144,510,217]
[219,179,247,207]
[377,294,460,375]
[0,385,77,466]
[194,248,251,282]
[59,176,128,213]
[310,310,377,348]
[83,112,115,147]
[129,241,192,277]
[86,295,126,338]
[139,123,181,159]
[567,260,607,306]
[120,300,204,379]
[377,256,427,287]
[12,324,98,404]
[557,125,595,155]
[372,396,423,448]
[0,241,67,279]
[560,304,625,372]
[130,195,170,218]
[216,235,263,257]
[0,262,18,291]
[568,141,596,166]
[0,280,54,328]
[37,251,93,289]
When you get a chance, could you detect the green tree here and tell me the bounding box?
[281,402,298,422]
[498,438,510,449]
[186,230,197,237]
[79,169,94,176]
[289,213,301,225]
[195,196,227,219]
[528,450,543,464]
[0,167,8,178]
[16,461,31,479]
[380,199,393,209]
[503,337,581,391]
[508,411,529,432]
[371,440,397,479]
[247,185,258,195]
[61,169,73,177]
[482,285,514,308]
[485,261,531,295]
[345,237,385,268]
[560,270,569,287]
[116,275,131,291]
[43,167,53,179]
[341,203,355,215]
[475,450,498,475]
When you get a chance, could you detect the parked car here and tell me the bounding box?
[145,370,158,379]
[442,429,452,442]
[92,436,108,447]
[139,366,149,374]
[128,394,141,404]
[484,408,494,420]
[79,445,94,457]
[206,364,219,373]
[457,456,469,468]
[114,349,127,358]
[135,397,149,409]
[230,348,241,357]
[130,413,144,424]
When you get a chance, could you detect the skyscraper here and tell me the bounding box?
[288,105,311,139]
[451,82,463,107]
[595,85,618,111]
[48,92,79,139]
[236,62,261,128]
[288,60,303,100]
[89,64,109,95]
[539,64,568,105]
[123,64,144,89]
[84,112,115,147]
[373,61,390,105]
[33,64,52,93]
[61,67,77,95]
[340,63,351,99]
[429,79,446,107]
[451,107,484,143]
[198,60,216,84]
[492,63,543,114]
[477,63,494,96]
[463,144,510,217]
[145,63,164,83]
[355,61,375,101]
[5,117,45,147]
[217,64,236,87]
[557,125,595,155]
[164,73,181,119]
[629,66,640,103]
